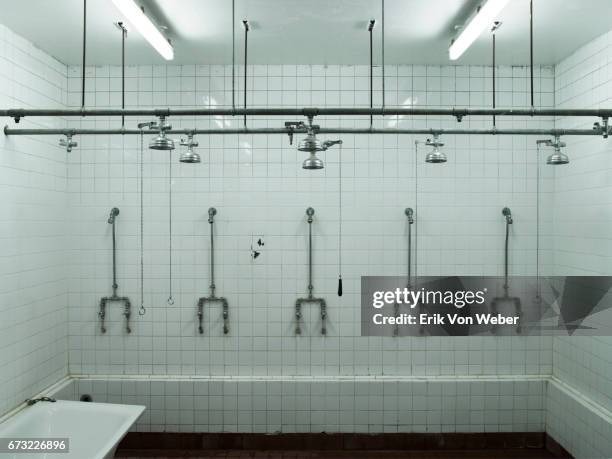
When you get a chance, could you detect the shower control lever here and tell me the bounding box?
[295,207,327,335]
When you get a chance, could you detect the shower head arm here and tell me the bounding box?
[537,136,565,149]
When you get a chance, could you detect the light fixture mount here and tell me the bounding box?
[449,0,511,61]
[110,0,174,60]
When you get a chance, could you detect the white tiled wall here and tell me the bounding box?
[546,30,612,458]
[3,18,610,445]
[0,25,69,416]
[53,376,546,433]
[64,63,554,381]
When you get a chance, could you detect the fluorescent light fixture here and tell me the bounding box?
[449,0,511,61]
[111,0,174,60]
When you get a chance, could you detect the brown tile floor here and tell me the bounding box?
[116,448,560,458]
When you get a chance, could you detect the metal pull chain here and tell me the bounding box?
[167,149,174,305]
[139,131,146,316]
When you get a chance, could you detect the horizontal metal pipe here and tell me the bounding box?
[2,107,612,118]
[3,126,606,137]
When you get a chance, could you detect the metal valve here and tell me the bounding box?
[59,134,77,152]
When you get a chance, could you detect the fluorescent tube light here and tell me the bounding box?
[111,0,174,60]
[449,0,510,61]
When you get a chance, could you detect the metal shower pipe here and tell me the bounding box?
[4,126,609,137]
[4,107,612,118]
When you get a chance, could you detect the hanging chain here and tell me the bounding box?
[139,131,146,316]
[167,149,174,305]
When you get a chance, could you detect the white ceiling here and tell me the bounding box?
[1,0,611,66]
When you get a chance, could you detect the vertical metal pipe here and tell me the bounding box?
[232,0,236,111]
[407,221,412,286]
[120,23,126,128]
[306,207,314,298]
[112,220,117,296]
[491,22,500,128]
[381,0,385,113]
[530,0,534,108]
[308,220,312,297]
[492,32,496,127]
[405,208,414,288]
[82,0,87,108]
[243,20,249,128]
[210,214,215,296]
[504,220,509,288]
[369,20,374,127]
[208,207,217,297]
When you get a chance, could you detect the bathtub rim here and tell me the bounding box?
[0,397,145,459]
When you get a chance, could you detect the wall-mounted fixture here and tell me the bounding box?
[148,116,175,151]
[99,207,132,334]
[295,207,327,335]
[425,134,447,163]
[197,208,229,335]
[179,133,201,163]
[110,0,173,60]
[449,0,511,60]
[537,136,569,165]
[298,118,343,170]
[59,134,77,153]
[491,207,521,334]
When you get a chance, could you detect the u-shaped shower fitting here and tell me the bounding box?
[99,207,131,334]
[295,207,327,335]
[197,207,229,335]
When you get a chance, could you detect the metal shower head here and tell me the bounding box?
[546,149,570,165]
[298,125,342,170]
[538,136,569,165]
[108,207,120,224]
[298,131,325,152]
[299,128,325,169]
[150,132,175,150]
[179,133,201,163]
[425,134,447,163]
[149,116,175,151]
[502,207,513,224]
[302,153,325,170]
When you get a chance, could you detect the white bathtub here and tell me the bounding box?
[0,400,144,459]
